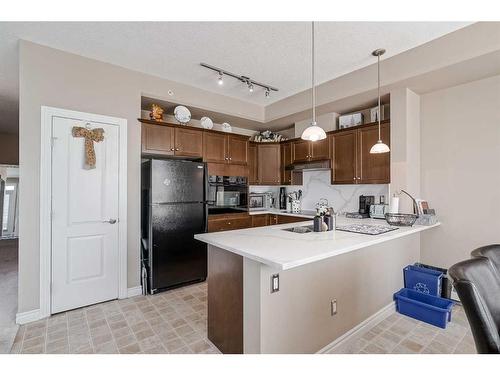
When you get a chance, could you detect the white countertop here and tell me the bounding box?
[248,208,316,218]
[195,217,440,270]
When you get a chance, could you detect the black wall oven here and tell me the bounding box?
[207,175,248,214]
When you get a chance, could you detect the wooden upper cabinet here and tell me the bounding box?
[227,136,248,165]
[331,123,390,185]
[311,138,329,160]
[142,123,174,156]
[358,123,390,184]
[292,140,311,163]
[332,129,358,184]
[257,144,281,185]
[281,142,292,185]
[248,144,258,184]
[203,132,227,163]
[174,128,203,158]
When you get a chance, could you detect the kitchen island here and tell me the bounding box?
[194,217,440,354]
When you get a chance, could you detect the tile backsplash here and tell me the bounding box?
[249,170,389,214]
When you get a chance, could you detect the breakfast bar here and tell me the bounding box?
[195,217,440,354]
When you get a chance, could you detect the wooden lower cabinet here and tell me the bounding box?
[208,213,252,233]
[208,246,243,354]
[251,214,268,228]
[276,215,309,225]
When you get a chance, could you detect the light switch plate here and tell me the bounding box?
[271,274,279,293]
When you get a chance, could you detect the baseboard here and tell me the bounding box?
[127,286,143,298]
[317,302,396,354]
[15,309,42,325]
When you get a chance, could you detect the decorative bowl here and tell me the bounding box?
[174,105,191,125]
[385,213,418,227]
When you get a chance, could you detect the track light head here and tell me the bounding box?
[217,72,223,85]
[265,88,270,98]
[248,82,254,93]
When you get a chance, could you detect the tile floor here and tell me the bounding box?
[10,280,475,354]
[10,282,220,354]
[326,304,475,354]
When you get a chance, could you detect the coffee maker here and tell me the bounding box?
[358,195,375,218]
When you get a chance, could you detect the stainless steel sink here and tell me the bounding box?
[281,225,314,234]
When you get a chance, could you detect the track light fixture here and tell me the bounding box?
[200,63,278,98]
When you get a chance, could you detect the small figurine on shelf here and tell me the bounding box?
[149,104,164,121]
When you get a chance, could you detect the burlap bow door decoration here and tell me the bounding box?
[72,126,105,169]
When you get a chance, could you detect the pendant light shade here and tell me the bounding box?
[370,139,391,153]
[369,48,390,154]
[301,22,326,142]
[301,122,326,141]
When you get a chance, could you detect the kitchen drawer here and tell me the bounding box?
[276,215,310,225]
[208,215,251,232]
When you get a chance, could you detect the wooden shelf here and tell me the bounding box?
[137,118,250,139]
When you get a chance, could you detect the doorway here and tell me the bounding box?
[0,165,19,353]
[38,107,128,319]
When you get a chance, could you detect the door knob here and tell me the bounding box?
[104,219,117,224]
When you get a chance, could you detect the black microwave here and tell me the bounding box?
[207,175,248,214]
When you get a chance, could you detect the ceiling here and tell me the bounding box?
[0,21,471,133]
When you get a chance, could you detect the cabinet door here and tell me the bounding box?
[248,144,259,184]
[358,123,390,184]
[280,143,292,185]
[332,129,358,184]
[174,128,203,158]
[142,124,174,156]
[257,144,281,185]
[227,136,248,165]
[276,215,308,224]
[203,132,227,163]
[311,138,329,160]
[251,214,268,228]
[268,215,279,226]
[292,140,311,163]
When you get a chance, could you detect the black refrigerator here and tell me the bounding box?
[141,159,208,294]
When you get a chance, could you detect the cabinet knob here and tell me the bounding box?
[170,148,174,151]
[229,157,232,160]
[228,222,231,225]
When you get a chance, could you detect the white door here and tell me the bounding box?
[51,115,121,313]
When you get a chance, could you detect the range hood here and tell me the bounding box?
[287,159,331,171]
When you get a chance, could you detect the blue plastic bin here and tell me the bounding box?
[394,288,454,328]
[404,265,443,296]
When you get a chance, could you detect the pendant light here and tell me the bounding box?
[369,48,390,154]
[301,22,327,142]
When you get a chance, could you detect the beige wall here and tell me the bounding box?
[243,234,420,353]
[390,88,421,214]
[420,75,500,268]
[18,41,263,313]
[0,132,19,165]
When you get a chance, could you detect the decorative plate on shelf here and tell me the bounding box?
[200,116,214,129]
[173,105,191,125]
[221,122,232,133]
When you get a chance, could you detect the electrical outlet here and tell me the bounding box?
[330,299,337,316]
[271,274,279,293]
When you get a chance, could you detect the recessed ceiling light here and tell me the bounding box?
[168,90,174,96]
